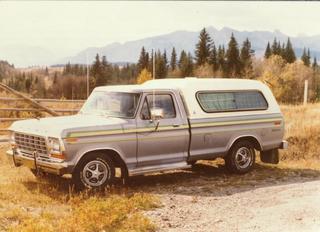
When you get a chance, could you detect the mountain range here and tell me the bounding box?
[2,26,320,67]
[59,26,320,65]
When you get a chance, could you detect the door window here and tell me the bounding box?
[140,94,176,120]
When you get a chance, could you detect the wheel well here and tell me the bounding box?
[231,136,262,151]
[77,149,128,179]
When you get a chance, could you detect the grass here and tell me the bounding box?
[0,146,159,232]
[0,100,320,231]
[280,103,320,162]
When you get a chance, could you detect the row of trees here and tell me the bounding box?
[136,28,256,79]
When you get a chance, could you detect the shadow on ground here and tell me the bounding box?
[22,161,320,199]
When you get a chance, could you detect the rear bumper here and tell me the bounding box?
[6,149,72,175]
[279,140,288,149]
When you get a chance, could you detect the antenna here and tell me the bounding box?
[86,52,89,98]
[152,49,155,110]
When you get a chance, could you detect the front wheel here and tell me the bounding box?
[225,141,255,174]
[72,152,115,190]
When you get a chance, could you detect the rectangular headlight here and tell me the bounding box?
[48,137,61,152]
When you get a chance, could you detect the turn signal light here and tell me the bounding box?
[50,153,65,160]
[65,138,78,143]
[274,121,281,125]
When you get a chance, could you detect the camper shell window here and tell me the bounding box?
[196,90,268,113]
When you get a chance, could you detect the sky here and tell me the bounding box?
[1,1,320,60]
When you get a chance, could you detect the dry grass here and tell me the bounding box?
[0,146,159,232]
[280,103,320,162]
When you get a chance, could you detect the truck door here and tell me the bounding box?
[136,92,189,167]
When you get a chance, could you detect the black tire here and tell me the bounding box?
[72,152,115,191]
[225,140,255,174]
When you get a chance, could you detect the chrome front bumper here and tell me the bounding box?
[6,149,71,175]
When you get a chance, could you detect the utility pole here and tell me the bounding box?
[86,52,89,98]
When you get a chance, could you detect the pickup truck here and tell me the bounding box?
[7,78,288,190]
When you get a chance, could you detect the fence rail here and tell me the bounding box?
[0,97,85,103]
[0,108,80,113]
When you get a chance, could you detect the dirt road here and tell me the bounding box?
[128,161,320,232]
[146,180,320,232]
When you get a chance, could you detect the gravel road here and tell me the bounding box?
[129,162,320,232]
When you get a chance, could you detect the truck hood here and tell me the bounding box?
[9,114,127,138]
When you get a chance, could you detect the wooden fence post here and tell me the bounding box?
[303,80,308,105]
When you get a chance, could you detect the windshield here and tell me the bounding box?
[80,91,141,118]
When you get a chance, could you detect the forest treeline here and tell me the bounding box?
[1,28,320,103]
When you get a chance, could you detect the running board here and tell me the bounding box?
[129,162,191,176]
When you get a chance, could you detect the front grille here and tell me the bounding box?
[14,133,48,157]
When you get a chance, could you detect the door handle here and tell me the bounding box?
[172,124,180,127]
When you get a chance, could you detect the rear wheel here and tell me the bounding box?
[225,140,255,174]
[72,152,115,190]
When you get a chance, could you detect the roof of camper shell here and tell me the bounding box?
[94,78,281,118]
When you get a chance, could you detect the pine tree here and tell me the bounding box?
[240,38,254,78]
[179,50,193,77]
[53,72,58,84]
[155,51,167,79]
[91,54,101,77]
[301,48,311,66]
[137,47,149,73]
[170,47,177,71]
[217,45,226,75]
[163,49,168,67]
[264,42,272,59]
[283,38,296,63]
[271,38,280,55]
[178,50,187,70]
[209,44,218,72]
[312,57,318,69]
[195,28,212,66]
[307,49,311,66]
[226,33,241,77]
[280,42,286,59]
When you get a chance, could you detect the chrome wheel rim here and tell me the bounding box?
[82,160,109,187]
[235,147,252,169]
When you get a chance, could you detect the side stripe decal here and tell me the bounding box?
[66,117,282,139]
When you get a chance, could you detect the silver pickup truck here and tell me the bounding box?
[7,78,287,190]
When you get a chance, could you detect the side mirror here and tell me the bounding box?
[150,108,163,131]
[150,108,164,121]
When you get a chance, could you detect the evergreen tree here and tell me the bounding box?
[170,47,177,71]
[312,57,318,69]
[277,42,282,56]
[301,48,311,66]
[53,72,58,85]
[155,51,167,79]
[264,42,272,59]
[137,47,149,73]
[283,38,296,63]
[195,28,212,66]
[91,54,101,77]
[240,38,254,78]
[163,49,168,67]
[271,38,281,55]
[209,44,218,72]
[179,50,193,77]
[217,45,226,75]
[226,33,241,77]
[178,50,187,70]
[307,48,311,66]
